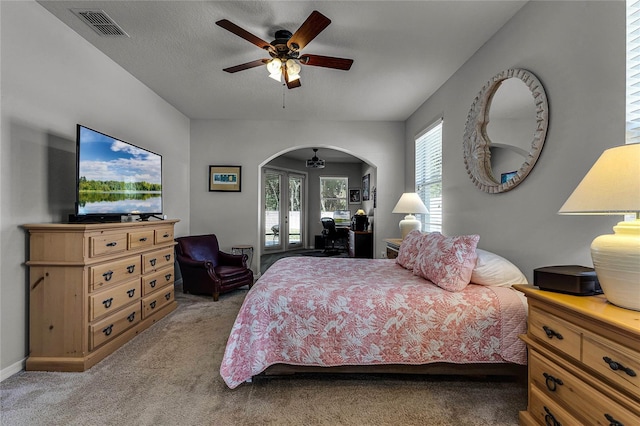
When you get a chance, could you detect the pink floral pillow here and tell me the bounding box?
[413,233,480,292]
[396,230,429,270]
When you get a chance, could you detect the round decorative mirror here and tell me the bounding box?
[463,68,549,193]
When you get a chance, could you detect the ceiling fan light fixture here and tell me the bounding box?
[286,59,301,82]
[306,148,326,169]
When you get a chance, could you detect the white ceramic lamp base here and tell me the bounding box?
[591,219,640,311]
[399,214,421,240]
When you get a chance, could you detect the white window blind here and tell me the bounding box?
[415,120,443,232]
[627,1,640,144]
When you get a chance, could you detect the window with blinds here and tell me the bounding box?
[627,1,640,144]
[415,120,443,232]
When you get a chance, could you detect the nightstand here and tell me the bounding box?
[383,238,402,259]
[514,285,640,426]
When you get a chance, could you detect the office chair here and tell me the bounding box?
[321,217,347,253]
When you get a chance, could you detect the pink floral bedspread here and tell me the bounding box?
[220,257,527,388]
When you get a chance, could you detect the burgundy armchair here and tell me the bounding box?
[175,234,253,301]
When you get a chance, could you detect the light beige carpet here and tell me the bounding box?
[1,285,526,425]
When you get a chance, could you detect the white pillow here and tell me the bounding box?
[471,249,528,287]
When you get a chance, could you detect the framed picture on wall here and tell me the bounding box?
[349,188,361,204]
[362,174,370,201]
[209,165,241,192]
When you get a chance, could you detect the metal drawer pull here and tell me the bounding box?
[543,372,564,391]
[542,325,563,340]
[103,324,113,336]
[165,292,171,300]
[150,258,157,266]
[127,265,136,273]
[150,279,157,288]
[127,312,136,322]
[164,254,171,261]
[139,237,148,242]
[163,233,170,238]
[102,298,113,309]
[603,356,636,377]
[103,271,114,281]
[150,301,157,309]
[604,413,624,426]
[106,242,117,247]
[126,289,135,298]
[165,273,172,281]
[543,406,561,426]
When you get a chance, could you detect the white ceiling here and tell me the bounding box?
[38,1,527,124]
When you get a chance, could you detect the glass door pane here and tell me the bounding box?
[288,174,303,249]
[264,171,282,251]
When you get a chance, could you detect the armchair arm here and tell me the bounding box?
[218,251,248,268]
[176,254,214,270]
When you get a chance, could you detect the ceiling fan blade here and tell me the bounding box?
[287,11,331,52]
[299,54,353,71]
[223,59,268,73]
[216,19,271,50]
[286,78,301,89]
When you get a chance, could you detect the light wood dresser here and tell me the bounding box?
[23,219,179,372]
[514,285,640,426]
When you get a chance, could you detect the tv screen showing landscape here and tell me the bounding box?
[76,125,162,217]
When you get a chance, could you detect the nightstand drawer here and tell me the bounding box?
[529,306,581,360]
[530,349,639,425]
[583,331,640,399]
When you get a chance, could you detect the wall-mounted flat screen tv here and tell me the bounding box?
[75,124,162,221]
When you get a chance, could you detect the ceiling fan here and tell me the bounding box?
[216,10,354,89]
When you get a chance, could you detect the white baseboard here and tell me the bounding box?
[1,358,25,382]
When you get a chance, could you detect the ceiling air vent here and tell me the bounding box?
[72,9,129,37]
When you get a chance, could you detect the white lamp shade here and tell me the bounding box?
[559,144,640,215]
[392,193,429,239]
[559,143,640,311]
[392,193,429,215]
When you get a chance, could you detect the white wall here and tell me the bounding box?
[189,119,404,268]
[0,1,190,376]
[405,1,624,283]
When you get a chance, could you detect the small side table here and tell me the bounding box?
[383,238,402,259]
[232,245,254,271]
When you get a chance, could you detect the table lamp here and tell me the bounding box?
[559,143,640,311]
[392,192,429,239]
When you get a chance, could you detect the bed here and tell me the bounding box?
[221,231,529,389]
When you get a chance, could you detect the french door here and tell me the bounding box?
[262,168,305,252]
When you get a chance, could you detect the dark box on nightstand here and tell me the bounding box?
[534,265,602,296]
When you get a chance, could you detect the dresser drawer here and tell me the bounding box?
[90,305,141,350]
[90,255,141,291]
[529,306,581,360]
[529,386,582,426]
[142,267,174,296]
[128,229,155,250]
[89,232,127,257]
[155,226,174,244]
[583,331,640,399]
[142,287,174,319]
[90,279,141,321]
[142,247,174,274]
[530,349,639,425]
